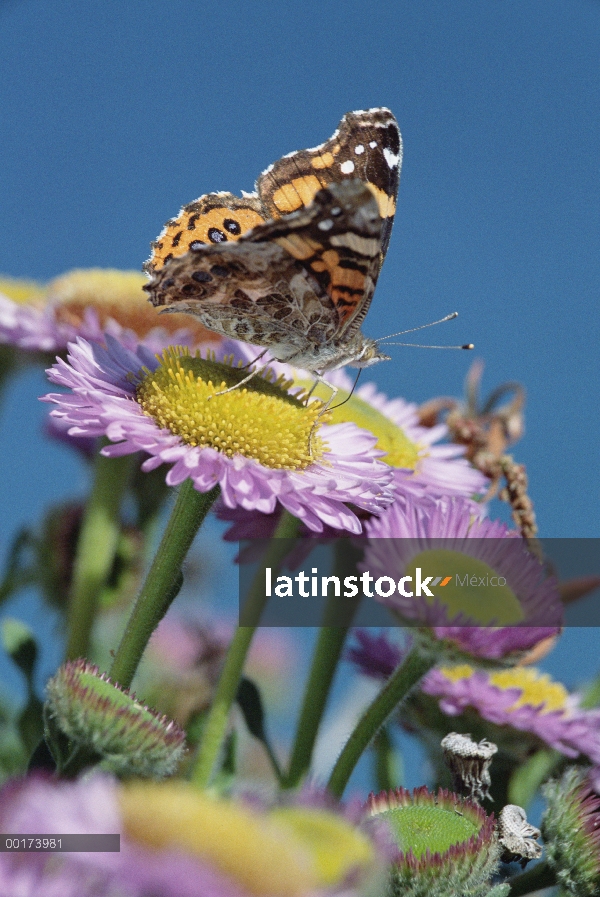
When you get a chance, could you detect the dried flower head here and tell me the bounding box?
[497,804,542,867]
[441,732,498,803]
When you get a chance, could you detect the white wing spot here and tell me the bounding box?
[369,140,378,149]
[383,148,400,169]
[340,160,355,174]
[318,219,334,231]
[354,144,365,155]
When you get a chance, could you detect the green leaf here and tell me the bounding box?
[1,618,38,681]
[236,677,282,782]
[0,530,38,606]
[508,749,558,809]
[236,677,268,742]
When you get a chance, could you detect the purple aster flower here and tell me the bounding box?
[323,369,488,501]
[363,494,562,660]
[42,336,394,533]
[0,774,382,897]
[228,348,488,503]
[347,631,600,768]
[202,343,488,542]
[0,775,256,897]
[0,281,80,352]
[0,269,219,355]
[423,665,600,763]
[347,629,405,680]
[0,774,122,897]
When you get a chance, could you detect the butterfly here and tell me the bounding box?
[143,108,401,377]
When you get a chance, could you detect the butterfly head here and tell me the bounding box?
[316,333,390,372]
[349,337,391,369]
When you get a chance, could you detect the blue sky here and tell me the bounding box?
[0,1,599,750]
[1,0,598,535]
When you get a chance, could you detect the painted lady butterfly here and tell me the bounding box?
[144,108,402,375]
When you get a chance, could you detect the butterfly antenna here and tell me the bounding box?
[384,341,474,350]
[377,311,473,350]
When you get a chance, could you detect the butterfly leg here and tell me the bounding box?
[239,348,269,372]
[307,374,338,458]
[304,379,320,401]
[208,350,269,398]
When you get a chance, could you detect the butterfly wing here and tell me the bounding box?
[144,109,398,362]
[256,107,401,261]
[251,180,383,337]
[145,181,382,353]
[144,192,267,274]
[145,236,331,350]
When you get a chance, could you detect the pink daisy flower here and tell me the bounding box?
[348,633,600,765]
[42,336,394,533]
[0,774,382,897]
[323,369,488,500]
[229,347,488,503]
[363,495,562,660]
[423,665,600,764]
[0,269,219,354]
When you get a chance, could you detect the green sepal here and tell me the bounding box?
[508,748,558,809]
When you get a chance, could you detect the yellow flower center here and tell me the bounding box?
[136,349,328,469]
[440,664,570,713]
[0,275,45,304]
[119,783,375,896]
[409,549,524,624]
[45,268,218,343]
[296,380,422,469]
[270,808,374,885]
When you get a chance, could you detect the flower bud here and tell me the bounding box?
[542,768,600,896]
[45,659,185,778]
[366,785,501,897]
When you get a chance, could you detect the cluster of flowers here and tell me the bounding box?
[0,271,599,897]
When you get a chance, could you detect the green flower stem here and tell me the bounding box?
[327,645,434,799]
[285,626,350,788]
[285,539,364,788]
[65,450,133,660]
[0,346,19,412]
[109,480,220,689]
[373,726,400,794]
[191,510,299,788]
[504,860,556,896]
